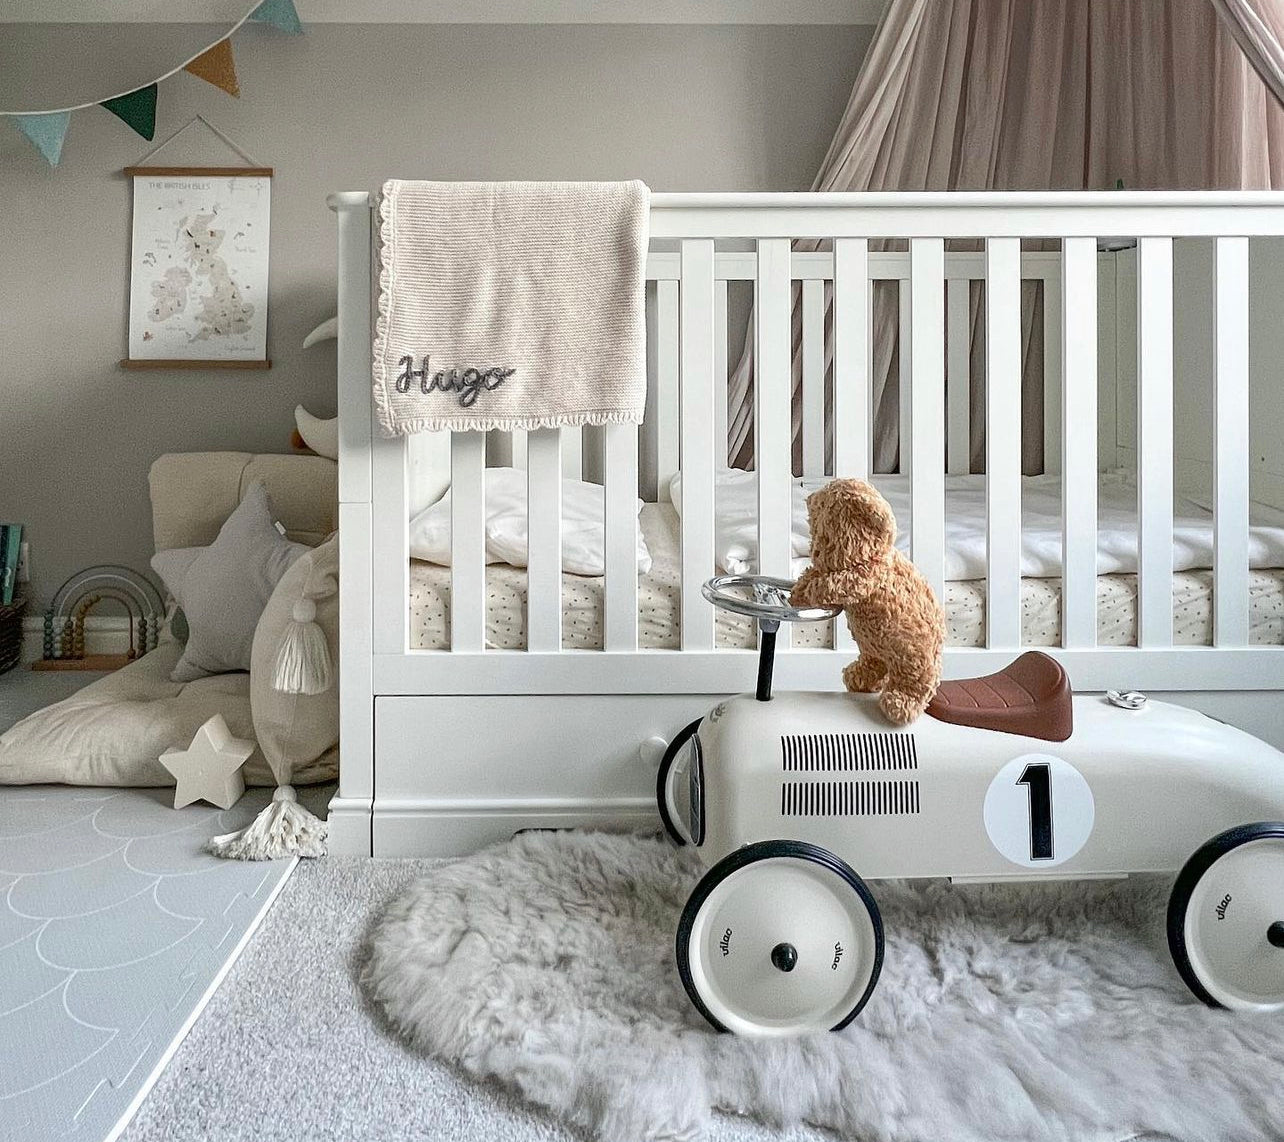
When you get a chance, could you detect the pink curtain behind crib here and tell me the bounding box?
[726,0,1284,477]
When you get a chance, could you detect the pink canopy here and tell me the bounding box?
[726,0,1284,475]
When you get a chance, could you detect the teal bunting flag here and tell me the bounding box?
[13,111,70,166]
[100,84,158,141]
[248,0,302,34]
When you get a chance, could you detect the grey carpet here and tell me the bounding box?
[364,832,1283,1142]
[119,855,829,1142]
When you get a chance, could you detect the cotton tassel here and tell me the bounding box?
[207,785,327,860]
[272,597,332,695]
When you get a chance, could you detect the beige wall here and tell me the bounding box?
[0,22,870,603]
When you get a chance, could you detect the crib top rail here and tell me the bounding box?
[330,188,1284,238]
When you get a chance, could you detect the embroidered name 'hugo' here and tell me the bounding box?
[395,355,515,408]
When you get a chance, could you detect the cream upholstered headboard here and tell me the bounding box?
[149,452,338,552]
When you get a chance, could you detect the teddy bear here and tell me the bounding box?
[790,478,945,724]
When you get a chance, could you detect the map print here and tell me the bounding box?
[128,174,270,361]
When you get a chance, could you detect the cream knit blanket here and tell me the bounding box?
[373,179,650,436]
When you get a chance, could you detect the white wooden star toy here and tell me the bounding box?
[160,714,255,810]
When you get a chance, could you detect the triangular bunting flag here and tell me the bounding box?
[184,39,240,97]
[248,0,302,34]
[13,111,70,166]
[101,84,158,141]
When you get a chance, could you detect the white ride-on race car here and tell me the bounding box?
[656,574,1284,1037]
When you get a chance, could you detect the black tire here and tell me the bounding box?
[1167,821,1284,1008]
[656,718,702,846]
[676,839,884,1034]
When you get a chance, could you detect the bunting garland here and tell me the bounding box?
[2,0,301,166]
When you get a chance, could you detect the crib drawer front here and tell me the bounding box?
[374,694,717,802]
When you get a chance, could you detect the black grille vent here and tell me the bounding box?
[781,733,918,772]
[781,780,921,817]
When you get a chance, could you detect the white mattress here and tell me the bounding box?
[409,503,1284,650]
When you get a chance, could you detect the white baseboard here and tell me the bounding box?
[325,796,373,857]
[20,615,136,663]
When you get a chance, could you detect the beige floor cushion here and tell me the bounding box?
[0,642,337,788]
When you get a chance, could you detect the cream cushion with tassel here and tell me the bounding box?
[209,533,338,859]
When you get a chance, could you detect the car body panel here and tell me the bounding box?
[690,690,1284,882]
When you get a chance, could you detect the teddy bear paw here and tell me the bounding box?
[842,660,886,693]
[879,688,927,725]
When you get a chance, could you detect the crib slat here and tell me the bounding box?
[832,238,870,481]
[1061,237,1098,648]
[909,238,946,599]
[803,278,826,478]
[604,421,639,651]
[561,428,583,480]
[526,427,562,652]
[898,278,912,475]
[449,432,486,653]
[511,430,528,470]
[656,280,680,504]
[1137,236,1175,648]
[373,434,409,655]
[832,238,868,650]
[756,238,793,579]
[986,238,1023,649]
[1214,236,1250,647]
[1043,267,1064,475]
[946,277,971,476]
[681,239,717,650]
[714,277,729,467]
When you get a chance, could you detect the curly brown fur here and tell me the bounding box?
[791,478,945,724]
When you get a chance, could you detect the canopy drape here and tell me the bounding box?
[726,0,1284,476]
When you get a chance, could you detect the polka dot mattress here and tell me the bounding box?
[408,504,1284,651]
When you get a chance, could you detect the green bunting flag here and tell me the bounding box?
[13,111,71,166]
[248,0,302,35]
[100,84,158,141]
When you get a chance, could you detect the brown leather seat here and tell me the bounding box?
[926,651,1072,741]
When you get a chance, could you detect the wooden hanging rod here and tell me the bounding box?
[123,166,273,178]
[120,358,272,371]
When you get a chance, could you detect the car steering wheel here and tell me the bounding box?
[701,574,843,625]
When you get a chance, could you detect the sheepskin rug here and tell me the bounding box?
[363,831,1284,1142]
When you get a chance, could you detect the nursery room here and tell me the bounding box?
[3,0,1284,1139]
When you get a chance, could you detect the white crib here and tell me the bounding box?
[327,190,1284,857]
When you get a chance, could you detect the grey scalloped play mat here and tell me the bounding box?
[364,831,1284,1142]
[0,786,294,1142]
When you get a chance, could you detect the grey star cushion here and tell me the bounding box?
[152,482,308,682]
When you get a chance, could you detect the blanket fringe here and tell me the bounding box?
[207,785,327,860]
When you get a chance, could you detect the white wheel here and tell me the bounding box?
[676,840,882,1036]
[1168,823,1284,1011]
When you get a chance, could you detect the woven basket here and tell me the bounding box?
[0,595,25,676]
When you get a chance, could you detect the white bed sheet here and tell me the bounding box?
[409,503,1284,651]
[671,469,1284,579]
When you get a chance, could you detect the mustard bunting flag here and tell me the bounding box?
[100,84,158,141]
[184,40,241,98]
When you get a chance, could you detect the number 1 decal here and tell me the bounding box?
[1016,762,1054,861]
[984,754,1094,869]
